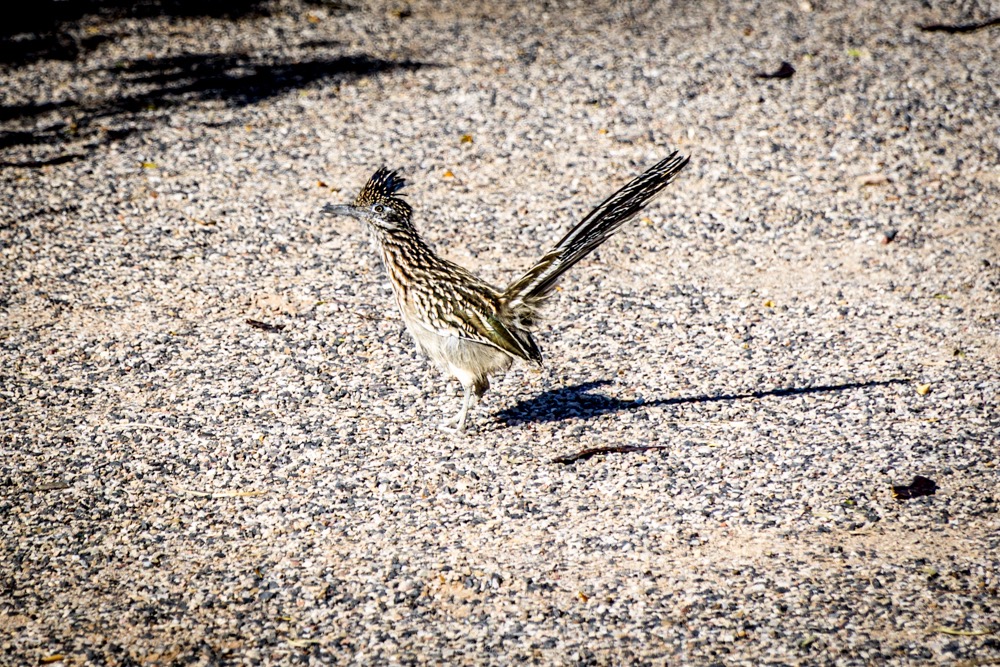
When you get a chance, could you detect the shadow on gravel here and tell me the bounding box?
[1,0,275,65]
[1,52,430,168]
[499,378,911,426]
[1,1,429,168]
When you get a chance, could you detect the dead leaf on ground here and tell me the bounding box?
[247,319,286,333]
[892,475,937,500]
[754,61,796,79]
[856,173,890,187]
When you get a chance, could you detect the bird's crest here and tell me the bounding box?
[356,167,407,203]
[352,167,412,222]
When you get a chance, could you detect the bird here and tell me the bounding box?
[322,152,689,431]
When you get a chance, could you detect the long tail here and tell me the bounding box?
[502,151,689,311]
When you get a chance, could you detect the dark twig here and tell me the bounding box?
[31,481,72,492]
[891,475,938,500]
[754,61,795,79]
[917,17,1000,33]
[552,444,671,465]
[246,318,285,332]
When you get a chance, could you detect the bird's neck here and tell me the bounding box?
[370,224,443,294]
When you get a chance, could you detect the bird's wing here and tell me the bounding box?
[413,281,541,363]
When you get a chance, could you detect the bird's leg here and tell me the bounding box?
[442,386,476,433]
[455,387,472,432]
[441,385,474,433]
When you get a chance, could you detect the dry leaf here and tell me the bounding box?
[892,475,937,500]
[856,173,890,187]
[754,61,796,79]
[460,134,473,144]
[763,299,775,308]
[933,626,992,637]
[288,638,322,647]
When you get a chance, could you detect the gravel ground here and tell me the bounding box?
[2,0,999,664]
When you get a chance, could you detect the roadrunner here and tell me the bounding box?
[323,152,689,431]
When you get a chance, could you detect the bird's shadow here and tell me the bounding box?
[498,378,911,426]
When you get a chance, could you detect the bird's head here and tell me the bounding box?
[323,167,412,231]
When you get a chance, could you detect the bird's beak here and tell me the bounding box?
[322,203,362,219]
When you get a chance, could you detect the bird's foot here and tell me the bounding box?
[440,410,469,434]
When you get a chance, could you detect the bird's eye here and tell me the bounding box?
[374,204,384,213]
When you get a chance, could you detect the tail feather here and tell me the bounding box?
[502,152,689,311]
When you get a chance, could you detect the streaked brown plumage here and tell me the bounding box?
[323,152,689,431]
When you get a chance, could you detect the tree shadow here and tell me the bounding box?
[498,378,912,426]
[0,52,431,167]
[1,1,429,167]
[1,0,277,65]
